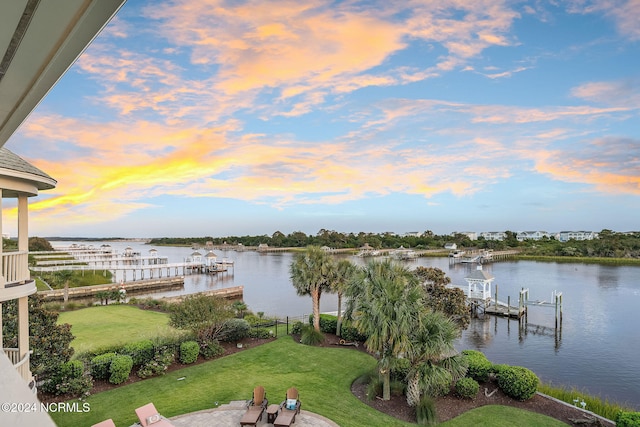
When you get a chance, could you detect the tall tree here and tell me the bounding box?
[345,260,423,400]
[1,294,74,378]
[330,259,358,336]
[289,246,335,331]
[405,310,467,406]
[414,267,470,329]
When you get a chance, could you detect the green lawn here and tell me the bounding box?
[50,337,569,427]
[441,405,569,427]
[58,305,178,354]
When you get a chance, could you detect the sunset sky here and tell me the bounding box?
[5,0,640,238]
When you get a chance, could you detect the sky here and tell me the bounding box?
[4,0,640,238]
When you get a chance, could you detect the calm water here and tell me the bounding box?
[54,241,640,409]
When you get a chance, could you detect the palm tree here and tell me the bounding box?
[345,259,424,400]
[289,246,335,331]
[330,259,358,336]
[405,310,467,407]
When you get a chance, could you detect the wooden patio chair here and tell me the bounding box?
[273,387,301,427]
[240,385,268,426]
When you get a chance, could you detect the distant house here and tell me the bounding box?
[516,231,550,241]
[479,231,507,241]
[404,231,422,237]
[444,243,457,250]
[458,231,478,241]
[257,243,269,252]
[558,231,598,242]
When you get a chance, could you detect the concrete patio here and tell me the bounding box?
[167,400,340,427]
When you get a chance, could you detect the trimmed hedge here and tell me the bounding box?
[462,350,493,382]
[122,340,155,366]
[309,313,338,333]
[179,341,200,364]
[455,377,479,399]
[109,355,133,385]
[90,352,117,380]
[497,365,539,401]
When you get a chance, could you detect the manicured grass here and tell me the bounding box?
[50,337,571,427]
[440,405,569,427]
[58,305,178,354]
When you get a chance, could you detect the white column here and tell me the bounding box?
[0,190,4,288]
[18,195,28,252]
[17,195,32,380]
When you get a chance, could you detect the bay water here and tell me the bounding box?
[54,241,640,409]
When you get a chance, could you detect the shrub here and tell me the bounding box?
[41,360,93,396]
[462,350,492,382]
[366,376,383,400]
[416,396,437,426]
[109,355,133,385]
[309,313,338,333]
[300,324,324,345]
[219,318,251,342]
[340,323,367,342]
[455,377,479,399]
[617,411,640,427]
[179,341,200,364]
[137,347,175,379]
[199,339,224,360]
[248,327,272,339]
[90,352,117,380]
[290,321,303,335]
[497,365,539,401]
[491,363,510,378]
[122,340,155,366]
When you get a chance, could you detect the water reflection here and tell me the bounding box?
[53,241,640,409]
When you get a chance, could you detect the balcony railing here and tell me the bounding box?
[3,348,32,384]
[2,251,29,285]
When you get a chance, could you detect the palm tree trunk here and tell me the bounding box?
[382,368,391,400]
[336,292,343,336]
[406,372,421,407]
[312,289,321,331]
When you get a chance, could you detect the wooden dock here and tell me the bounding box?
[39,277,185,301]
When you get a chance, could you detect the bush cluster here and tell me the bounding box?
[309,313,338,333]
[340,324,367,342]
[41,360,93,397]
[179,341,200,364]
[248,327,272,339]
[199,339,224,360]
[219,318,251,342]
[122,340,155,366]
[109,355,133,385]
[291,321,303,335]
[462,350,493,382]
[617,411,640,427]
[455,377,479,399]
[137,347,175,379]
[90,352,117,380]
[496,366,539,401]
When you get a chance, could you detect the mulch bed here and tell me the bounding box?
[40,333,616,427]
[38,336,274,403]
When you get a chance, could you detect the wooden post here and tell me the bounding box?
[494,284,498,309]
[507,296,511,318]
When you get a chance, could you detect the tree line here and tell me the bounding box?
[149,228,640,259]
